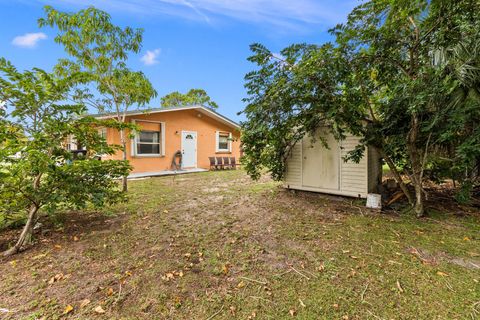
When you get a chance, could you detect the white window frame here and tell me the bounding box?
[96,127,108,157]
[131,119,166,157]
[98,127,107,139]
[215,131,232,153]
[66,135,87,151]
[66,135,77,151]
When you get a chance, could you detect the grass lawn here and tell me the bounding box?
[0,170,479,319]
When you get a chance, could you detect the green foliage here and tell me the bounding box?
[161,88,219,110]
[0,58,131,232]
[241,0,480,208]
[39,6,157,192]
[39,5,157,121]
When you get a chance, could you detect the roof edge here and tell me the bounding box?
[91,105,240,130]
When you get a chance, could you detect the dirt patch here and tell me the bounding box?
[408,246,480,269]
[1,170,479,319]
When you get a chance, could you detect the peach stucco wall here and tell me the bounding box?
[103,109,241,173]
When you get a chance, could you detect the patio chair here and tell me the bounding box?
[223,157,231,169]
[209,157,217,170]
[215,157,224,169]
[230,157,238,169]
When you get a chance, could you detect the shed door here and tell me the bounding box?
[302,129,340,190]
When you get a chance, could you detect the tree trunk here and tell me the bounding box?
[383,154,414,205]
[413,182,424,217]
[2,174,42,256]
[2,203,39,257]
[407,114,426,217]
[120,128,128,192]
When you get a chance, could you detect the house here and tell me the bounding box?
[284,127,382,198]
[93,105,241,174]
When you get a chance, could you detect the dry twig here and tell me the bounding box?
[291,267,310,280]
[239,276,267,285]
[361,283,369,302]
[206,304,224,320]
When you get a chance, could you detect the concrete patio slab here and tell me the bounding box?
[128,168,208,179]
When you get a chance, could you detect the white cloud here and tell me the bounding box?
[43,0,359,32]
[141,49,161,65]
[12,32,47,48]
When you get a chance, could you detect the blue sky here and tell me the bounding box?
[0,0,359,122]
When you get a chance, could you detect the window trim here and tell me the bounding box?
[98,127,107,140]
[131,119,166,157]
[215,131,232,153]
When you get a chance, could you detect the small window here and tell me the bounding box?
[136,130,161,155]
[66,135,77,151]
[98,127,107,139]
[216,131,231,152]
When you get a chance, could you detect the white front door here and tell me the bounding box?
[181,131,197,168]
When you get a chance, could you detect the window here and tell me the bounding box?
[216,131,232,152]
[136,130,161,155]
[131,120,165,157]
[66,135,78,151]
[98,127,107,139]
[65,135,85,151]
[132,120,165,157]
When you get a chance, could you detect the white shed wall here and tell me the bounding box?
[339,135,368,197]
[284,131,371,198]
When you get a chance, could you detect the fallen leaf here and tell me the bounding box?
[184,253,191,258]
[237,281,246,288]
[73,236,79,241]
[63,305,74,314]
[9,260,16,267]
[437,271,449,277]
[54,244,62,249]
[333,303,339,309]
[79,299,91,308]
[125,270,132,277]
[49,273,64,284]
[463,237,470,241]
[94,306,105,314]
[222,264,230,275]
[106,287,114,296]
[163,209,169,214]
[289,308,297,316]
[162,272,175,281]
[32,253,47,260]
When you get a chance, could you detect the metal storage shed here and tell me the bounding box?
[284,128,382,198]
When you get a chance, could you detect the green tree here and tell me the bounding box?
[39,6,157,192]
[429,27,480,201]
[0,58,131,256]
[161,88,219,110]
[241,0,480,217]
